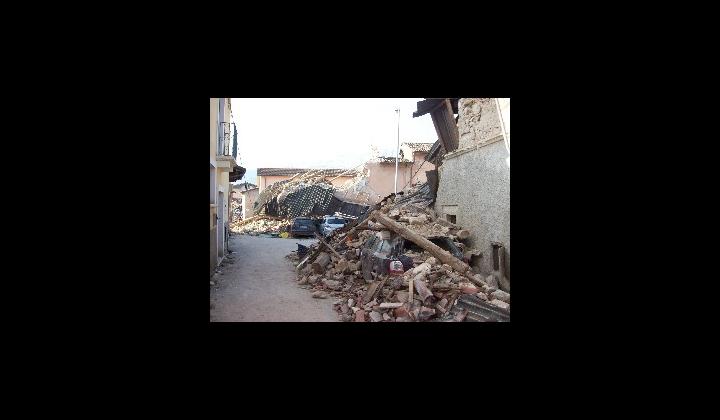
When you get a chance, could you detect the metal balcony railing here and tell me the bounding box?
[218,122,237,158]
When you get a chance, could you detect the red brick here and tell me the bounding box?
[394,305,410,318]
[461,285,480,294]
[355,310,366,322]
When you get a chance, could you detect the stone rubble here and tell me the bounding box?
[284,185,510,322]
[230,216,291,236]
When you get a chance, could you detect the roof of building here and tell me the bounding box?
[232,182,257,191]
[256,168,358,177]
[229,163,246,182]
[412,98,460,118]
[371,157,412,164]
[232,182,258,194]
[401,142,434,152]
[426,139,444,158]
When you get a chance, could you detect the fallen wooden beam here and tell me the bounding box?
[341,218,369,241]
[372,211,470,274]
[429,99,459,153]
[296,254,312,270]
[295,204,381,271]
[297,243,322,270]
[314,233,343,259]
[297,224,352,271]
[371,211,485,288]
[355,225,386,232]
[311,252,331,274]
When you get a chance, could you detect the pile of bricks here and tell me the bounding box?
[287,186,510,322]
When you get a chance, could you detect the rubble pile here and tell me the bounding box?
[231,198,242,220]
[287,183,510,322]
[253,169,370,219]
[230,216,291,236]
[230,169,372,237]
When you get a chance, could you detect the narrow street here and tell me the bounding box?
[210,98,510,322]
[210,234,338,322]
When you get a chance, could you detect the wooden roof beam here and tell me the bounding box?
[430,99,459,153]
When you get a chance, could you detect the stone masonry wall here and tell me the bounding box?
[458,98,502,150]
[435,98,510,289]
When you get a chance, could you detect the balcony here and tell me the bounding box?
[216,121,246,181]
[217,122,237,157]
[216,121,238,171]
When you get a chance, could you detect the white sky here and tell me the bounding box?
[231,98,438,184]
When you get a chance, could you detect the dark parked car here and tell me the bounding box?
[360,232,467,282]
[290,217,317,238]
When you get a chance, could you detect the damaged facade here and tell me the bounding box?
[210,98,245,274]
[253,142,436,212]
[253,169,370,220]
[399,142,435,186]
[415,98,510,291]
[363,157,412,201]
[232,182,259,220]
[229,169,376,237]
[332,142,435,203]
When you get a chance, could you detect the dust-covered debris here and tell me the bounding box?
[231,216,291,236]
[285,183,510,322]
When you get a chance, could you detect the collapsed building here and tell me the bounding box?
[281,97,510,321]
[256,168,357,193]
[286,182,510,322]
[229,169,374,236]
[253,169,371,220]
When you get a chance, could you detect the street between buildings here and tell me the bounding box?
[210,235,338,322]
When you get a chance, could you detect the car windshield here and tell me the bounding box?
[326,218,345,225]
[295,219,314,226]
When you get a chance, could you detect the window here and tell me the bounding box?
[294,219,314,227]
[443,205,458,224]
